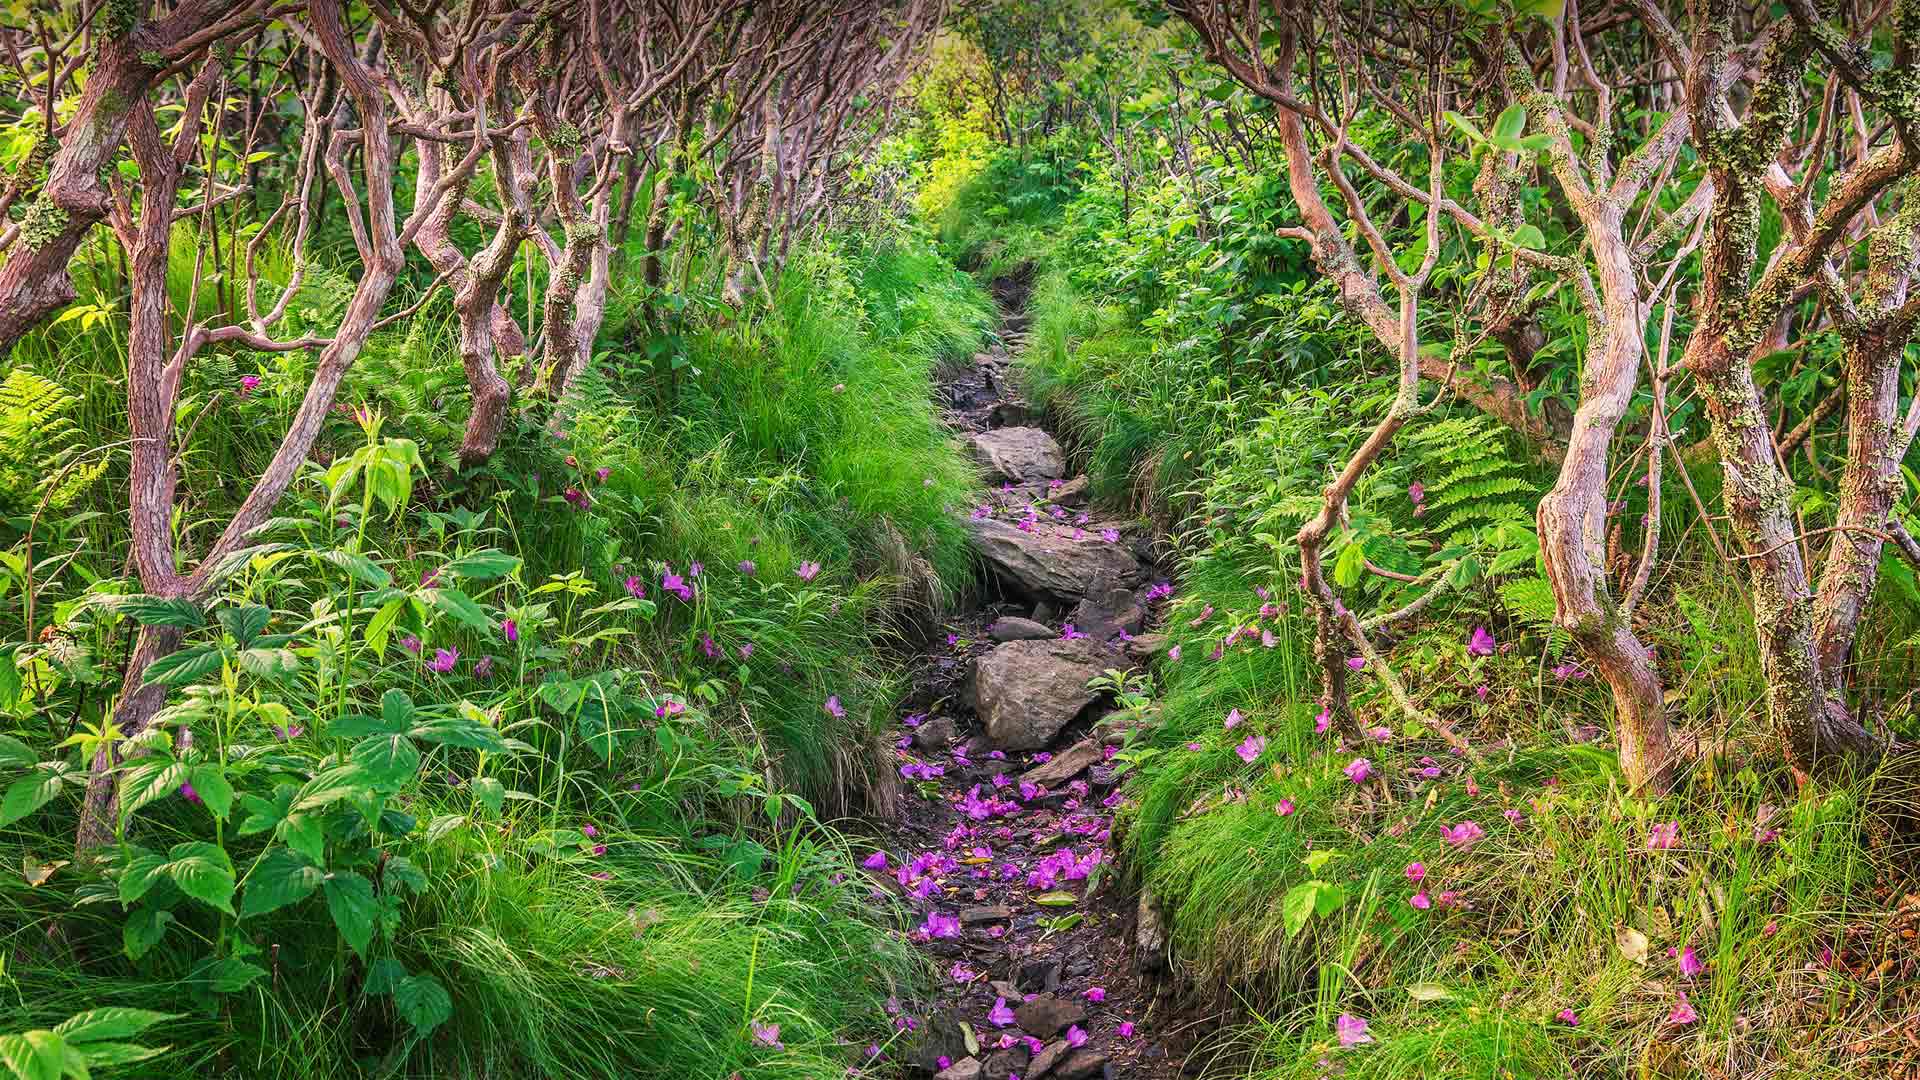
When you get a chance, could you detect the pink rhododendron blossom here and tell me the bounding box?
[1336,1013,1372,1047]
[1467,626,1495,656]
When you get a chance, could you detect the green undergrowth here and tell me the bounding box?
[0,225,983,1076]
[943,152,1920,1079]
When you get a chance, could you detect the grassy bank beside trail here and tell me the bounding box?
[938,152,1919,1080]
[1,229,988,1077]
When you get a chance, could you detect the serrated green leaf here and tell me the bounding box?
[164,842,235,915]
[121,907,173,962]
[119,760,189,819]
[318,550,391,589]
[323,872,378,954]
[411,718,508,753]
[54,1008,174,1044]
[239,847,323,918]
[424,587,492,632]
[0,734,36,768]
[142,646,224,687]
[351,733,420,790]
[0,768,65,826]
[110,595,205,628]
[393,974,453,1036]
[216,604,271,647]
[445,549,519,580]
[187,765,233,821]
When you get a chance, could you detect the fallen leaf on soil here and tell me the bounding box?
[1616,925,1650,965]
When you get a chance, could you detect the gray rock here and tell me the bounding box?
[969,427,1066,484]
[1021,739,1104,787]
[1123,632,1166,663]
[988,401,1032,428]
[913,715,958,752]
[908,1008,976,1072]
[1015,994,1087,1038]
[1018,959,1062,993]
[1027,1039,1072,1078]
[989,616,1056,642]
[971,639,1109,751]
[935,1058,984,1080]
[967,518,1144,603]
[1068,571,1144,641]
[984,1045,1031,1080]
[1047,475,1091,508]
[1056,1051,1110,1079]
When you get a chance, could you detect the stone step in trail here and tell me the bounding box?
[861,280,1187,1079]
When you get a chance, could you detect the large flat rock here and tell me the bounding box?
[968,427,1066,484]
[971,639,1109,751]
[967,518,1143,602]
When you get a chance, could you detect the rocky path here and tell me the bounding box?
[857,277,1185,1080]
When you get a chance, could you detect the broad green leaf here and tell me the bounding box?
[0,768,65,826]
[188,765,233,821]
[323,872,378,954]
[165,842,235,915]
[471,776,505,815]
[121,907,173,962]
[54,1008,174,1044]
[281,813,326,864]
[0,1030,64,1080]
[117,850,169,905]
[239,847,323,918]
[1333,541,1366,589]
[318,549,391,589]
[329,712,409,739]
[411,718,508,754]
[424,587,493,632]
[1492,102,1527,143]
[445,549,520,580]
[1032,890,1078,907]
[382,688,415,728]
[351,733,420,790]
[216,604,271,647]
[142,647,224,687]
[119,760,189,819]
[1442,109,1486,144]
[237,647,299,679]
[0,734,35,768]
[110,595,205,628]
[393,974,453,1036]
[384,855,428,896]
[363,597,406,658]
[1281,880,1317,938]
[195,957,266,993]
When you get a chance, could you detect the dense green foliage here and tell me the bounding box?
[0,221,987,1076]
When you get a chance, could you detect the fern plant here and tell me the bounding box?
[0,367,106,518]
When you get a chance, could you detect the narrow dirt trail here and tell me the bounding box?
[857,276,1188,1080]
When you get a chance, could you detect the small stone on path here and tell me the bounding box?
[988,616,1056,642]
[1021,739,1104,787]
[969,426,1066,484]
[1014,994,1087,1037]
[935,1057,984,1080]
